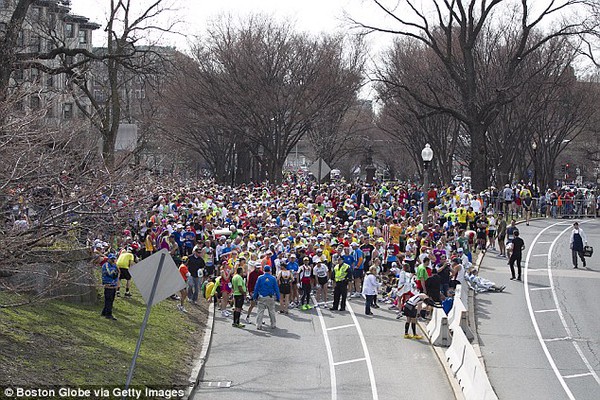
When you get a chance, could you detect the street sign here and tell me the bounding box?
[124,250,187,397]
[129,249,186,307]
[308,158,331,182]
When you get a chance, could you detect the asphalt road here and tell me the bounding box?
[193,291,454,400]
[476,218,600,400]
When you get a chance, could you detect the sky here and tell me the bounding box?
[70,0,394,52]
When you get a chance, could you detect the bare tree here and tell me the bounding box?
[352,0,600,190]
[305,99,373,168]
[165,15,365,184]
[0,0,178,167]
[67,0,178,168]
[0,90,146,307]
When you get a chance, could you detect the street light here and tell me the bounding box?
[421,143,434,226]
[532,141,537,192]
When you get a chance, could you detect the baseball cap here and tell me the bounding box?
[264,265,271,272]
[107,253,117,260]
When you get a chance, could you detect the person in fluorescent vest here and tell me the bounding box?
[329,257,351,311]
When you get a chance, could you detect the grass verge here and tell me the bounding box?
[0,284,208,389]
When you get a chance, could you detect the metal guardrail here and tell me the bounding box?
[488,198,598,219]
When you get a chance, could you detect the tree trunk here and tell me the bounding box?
[235,149,251,184]
[470,124,488,191]
[102,134,117,168]
[271,158,284,184]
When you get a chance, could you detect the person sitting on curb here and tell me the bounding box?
[465,269,506,293]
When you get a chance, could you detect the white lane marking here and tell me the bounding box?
[525,221,576,400]
[530,287,552,291]
[532,254,549,257]
[347,302,379,400]
[535,309,558,313]
[548,223,600,387]
[527,268,547,272]
[333,357,366,366]
[313,295,337,400]
[538,241,554,244]
[563,372,594,379]
[543,337,572,342]
[326,324,355,331]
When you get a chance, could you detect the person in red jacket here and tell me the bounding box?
[245,265,264,323]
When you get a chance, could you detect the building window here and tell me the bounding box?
[17,31,24,47]
[48,12,56,29]
[135,89,146,99]
[30,68,39,82]
[30,96,41,110]
[78,29,88,44]
[31,36,42,53]
[93,89,104,101]
[31,7,42,21]
[63,103,73,119]
[65,23,74,38]
[12,68,24,81]
[46,74,53,87]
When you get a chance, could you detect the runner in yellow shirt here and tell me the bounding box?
[116,248,135,297]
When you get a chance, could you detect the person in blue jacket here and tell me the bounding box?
[101,253,119,320]
[253,266,280,330]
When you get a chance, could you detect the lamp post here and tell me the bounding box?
[421,143,434,226]
[532,141,537,193]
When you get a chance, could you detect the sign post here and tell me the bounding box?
[122,250,186,398]
[123,253,165,396]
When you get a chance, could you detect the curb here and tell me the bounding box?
[185,301,215,399]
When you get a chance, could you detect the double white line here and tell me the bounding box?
[313,296,379,400]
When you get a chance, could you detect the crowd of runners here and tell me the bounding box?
[93,176,596,334]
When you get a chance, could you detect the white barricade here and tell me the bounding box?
[446,327,498,400]
[448,296,474,341]
[460,281,469,306]
[426,307,450,347]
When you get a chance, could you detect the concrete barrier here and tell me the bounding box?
[459,282,469,307]
[446,327,498,400]
[448,297,474,341]
[427,307,450,347]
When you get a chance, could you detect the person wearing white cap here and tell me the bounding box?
[313,260,329,307]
